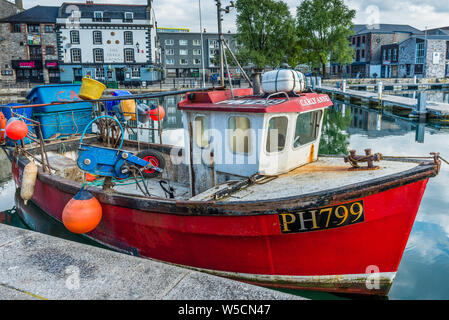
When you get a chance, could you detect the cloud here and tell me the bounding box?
[21,0,449,32]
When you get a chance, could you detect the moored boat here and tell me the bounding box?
[6,79,441,296]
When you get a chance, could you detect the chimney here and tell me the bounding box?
[15,0,23,10]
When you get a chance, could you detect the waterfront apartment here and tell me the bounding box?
[332,24,423,78]
[157,27,238,79]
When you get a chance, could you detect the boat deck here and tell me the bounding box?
[192,157,420,202]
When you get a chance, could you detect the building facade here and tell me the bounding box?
[332,24,423,78]
[158,28,238,79]
[0,5,59,83]
[56,1,161,85]
[398,35,449,78]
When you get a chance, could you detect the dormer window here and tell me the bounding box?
[94,11,103,20]
[124,12,134,22]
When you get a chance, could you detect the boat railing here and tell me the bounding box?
[264,92,290,106]
[6,86,218,173]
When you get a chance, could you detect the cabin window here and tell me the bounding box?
[266,116,288,153]
[228,116,251,155]
[194,116,209,148]
[293,110,322,148]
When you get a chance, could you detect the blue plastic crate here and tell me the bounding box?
[26,84,93,113]
[1,103,35,146]
[34,109,93,140]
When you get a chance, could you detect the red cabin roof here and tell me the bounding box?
[178,88,333,113]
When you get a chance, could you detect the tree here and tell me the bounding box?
[296,0,355,77]
[235,0,298,93]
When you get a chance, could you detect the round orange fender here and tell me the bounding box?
[0,112,6,144]
[62,186,102,234]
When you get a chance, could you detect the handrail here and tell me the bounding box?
[9,86,220,110]
[264,92,290,107]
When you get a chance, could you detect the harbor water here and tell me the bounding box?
[1,92,449,299]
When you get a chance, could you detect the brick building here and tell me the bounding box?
[0,0,23,82]
[0,5,59,83]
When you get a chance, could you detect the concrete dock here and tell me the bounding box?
[0,224,302,300]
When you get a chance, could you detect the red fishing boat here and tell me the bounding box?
[6,77,441,296]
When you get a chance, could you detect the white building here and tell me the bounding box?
[56,1,161,84]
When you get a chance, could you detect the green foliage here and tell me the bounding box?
[235,0,297,70]
[296,0,355,74]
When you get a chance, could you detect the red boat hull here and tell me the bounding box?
[12,160,430,295]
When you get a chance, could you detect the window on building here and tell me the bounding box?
[11,23,21,33]
[293,110,322,148]
[71,48,81,63]
[193,49,201,55]
[124,12,134,21]
[165,49,174,55]
[193,59,201,65]
[124,48,135,63]
[361,49,365,59]
[70,30,80,44]
[195,116,209,148]
[28,24,40,34]
[179,39,188,46]
[193,39,201,46]
[266,116,288,153]
[94,11,103,19]
[179,49,188,55]
[393,48,397,62]
[93,48,104,63]
[355,50,360,62]
[229,116,251,155]
[416,41,425,64]
[95,67,104,79]
[362,36,365,44]
[93,31,102,45]
[124,31,133,45]
[46,46,55,55]
[165,39,174,45]
[209,40,219,48]
[356,37,361,47]
[44,25,53,33]
[180,58,188,65]
[131,67,140,78]
[166,58,174,65]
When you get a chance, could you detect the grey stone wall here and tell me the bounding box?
[425,39,447,78]
[398,37,416,78]
[0,0,21,19]
[0,23,27,82]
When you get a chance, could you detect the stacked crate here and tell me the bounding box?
[26,84,93,140]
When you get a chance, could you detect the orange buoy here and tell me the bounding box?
[0,112,6,144]
[149,105,165,121]
[5,117,28,141]
[62,186,102,234]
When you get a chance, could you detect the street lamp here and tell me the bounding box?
[136,42,140,53]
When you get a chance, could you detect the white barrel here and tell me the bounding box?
[261,69,305,94]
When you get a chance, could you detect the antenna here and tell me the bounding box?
[215,0,235,87]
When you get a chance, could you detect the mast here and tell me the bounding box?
[216,0,225,87]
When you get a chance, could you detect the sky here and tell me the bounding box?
[22,0,449,32]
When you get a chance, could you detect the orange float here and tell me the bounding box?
[5,117,28,141]
[62,186,102,234]
[149,105,165,121]
[0,112,6,144]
